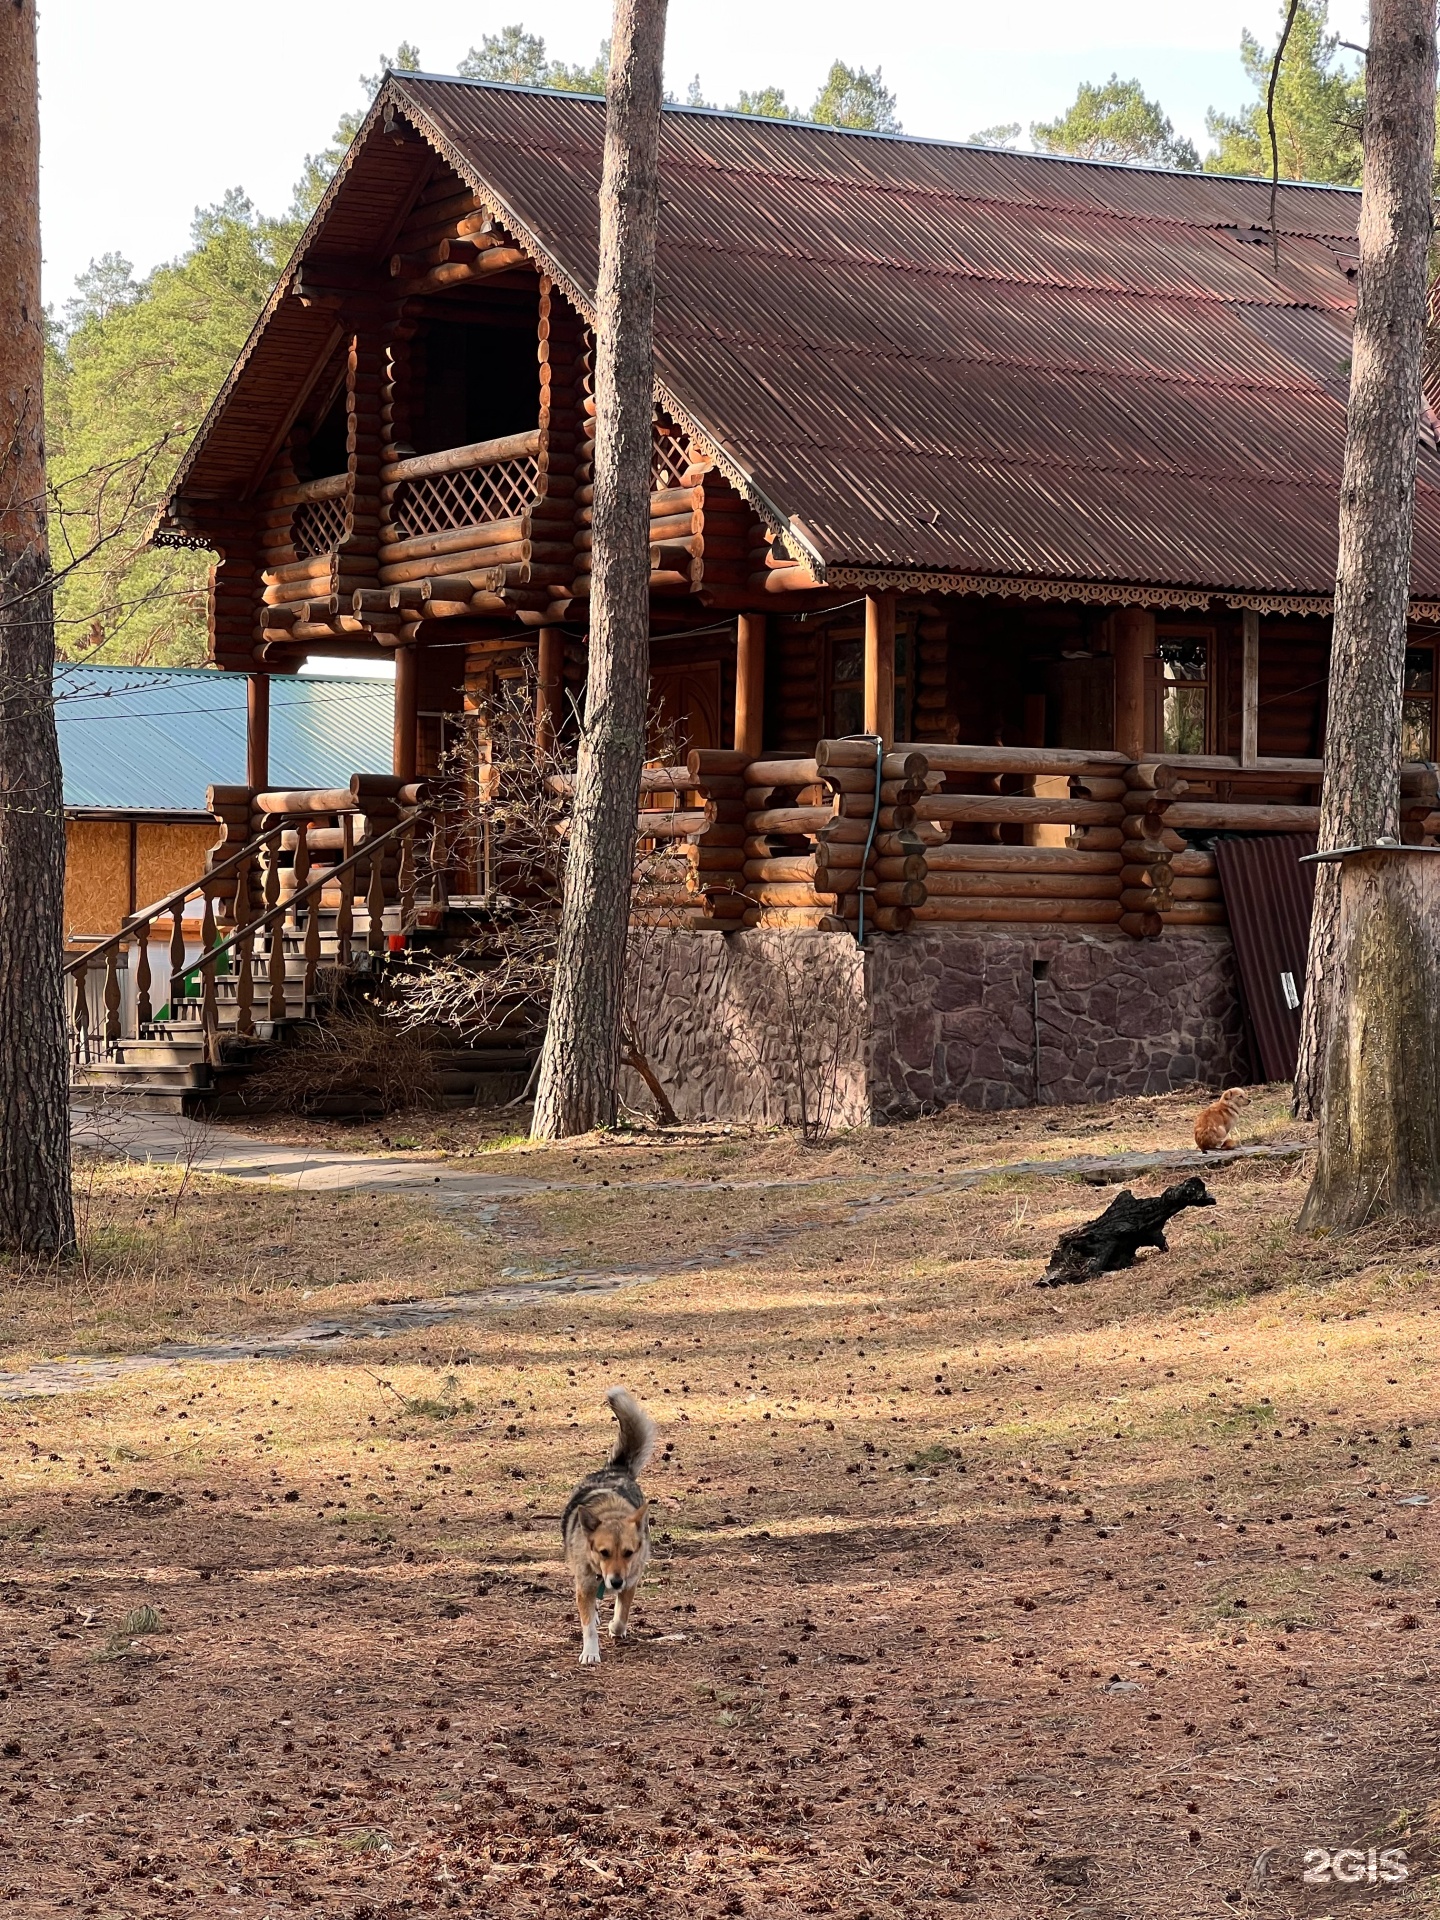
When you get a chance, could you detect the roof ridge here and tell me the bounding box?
[393,70,1362,195]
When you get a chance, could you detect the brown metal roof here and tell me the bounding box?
[158,76,1440,602]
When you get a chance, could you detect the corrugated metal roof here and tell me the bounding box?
[56,666,394,812]
[159,78,1440,600]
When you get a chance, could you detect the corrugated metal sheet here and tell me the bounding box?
[1212,832,1318,1081]
[56,666,394,812]
[160,78,1440,599]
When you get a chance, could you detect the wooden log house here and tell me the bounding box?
[139,75,1440,1117]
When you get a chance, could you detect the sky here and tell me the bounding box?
[39,0,1370,307]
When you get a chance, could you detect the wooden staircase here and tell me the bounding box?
[67,787,535,1119]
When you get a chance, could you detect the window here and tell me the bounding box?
[1403,645,1435,761]
[825,619,912,739]
[1156,634,1210,755]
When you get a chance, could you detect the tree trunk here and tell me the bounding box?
[1300,849,1440,1228]
[530,0,668,1140]
[0,0,74,1254]
[1293,0,1437,1123]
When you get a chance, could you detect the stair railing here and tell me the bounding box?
[64,821,290,1065]
[189,812,420,1048]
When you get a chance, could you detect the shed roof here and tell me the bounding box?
[56,666,394,812]
[157,77,1440,607]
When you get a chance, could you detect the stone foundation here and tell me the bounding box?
[625,926,1251,1126]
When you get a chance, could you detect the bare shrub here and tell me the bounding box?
[244,976,441,1117]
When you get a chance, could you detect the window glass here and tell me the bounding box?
[1158,637,1209,756]
[1403,647,1435,760]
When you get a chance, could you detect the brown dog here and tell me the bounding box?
[1194,1086,1249,1152]
[561,1388,656,1665]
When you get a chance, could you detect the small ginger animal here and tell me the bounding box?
[1194,1086,1249,1152]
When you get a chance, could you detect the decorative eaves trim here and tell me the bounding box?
[824,563,1440,623]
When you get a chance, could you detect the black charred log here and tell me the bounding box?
[1038,1177,1216,1286]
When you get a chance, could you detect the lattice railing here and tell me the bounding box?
[652,418,691,491]
[292,490,351,558]
[392,454,540,538]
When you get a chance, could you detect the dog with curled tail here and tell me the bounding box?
[561,1388,656,1665]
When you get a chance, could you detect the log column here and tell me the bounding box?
[246,672,270,792]
[536,624,564,758]
[1113,606,1154,760]
[734,612,766,758]
[1241,609,1260,766]
[393,643,418,781]
[864,590,897,748]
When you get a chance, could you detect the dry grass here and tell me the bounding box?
[3,1089,1440,1916]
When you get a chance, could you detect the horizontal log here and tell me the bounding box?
[1070,776,1129,800]
[912,899,1124,925]
[743,857,817,882]
[380,516,525,563]
[1118,911,1164,939]
[688,748,751,778]
[1118,865,1174,890]
[747,805,835,836]
[1120,887,1169,911]
[756,566,822,593]
[1171,849,1218,876]
[745,883,837,908]
[917,796,1124,826]
[747,756,819,786]
[407,247,532,294]
[1163,803,1320,831]
[923,871,1121,900]
[872,881,927,907]
[1159,902,1229,925]
[381,542,531,586]
[1170,876,1222,901]
[690,848,747,873]
[633,811,711,838]
[896,742,1130,777]
[926,844,1121,874]
[254,788,357,816]
[744,908,849,930]
[864,855,929,883]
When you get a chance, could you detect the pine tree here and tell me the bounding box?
[1205,0,1363,184]
[1033,76,1200,169]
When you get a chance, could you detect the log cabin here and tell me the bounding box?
[116,74,1440,1120]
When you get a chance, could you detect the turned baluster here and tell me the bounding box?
[73,966,92,1064]
[134,920,152,1029]
[233,855,254,1039]
[170,897,188,1023]
[398,818,417,927]
[199,885,220,1056]
[335,812,354,962]
[264,818,287,1022]
[429,813,448,909]
[300,837,321,1008]
[103,947,122,1053]
[366,839,386,954]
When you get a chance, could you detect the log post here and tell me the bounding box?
[1113,606,1153,759]
[247,672,270,792]
[393,643,418,781]
[864,590,897,748]
[1240,609,1260,767]
[734,611,766,758]
[1300,846,1440,1228]
[536,624,564,758]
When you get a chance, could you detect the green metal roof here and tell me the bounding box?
[56,666,395,812]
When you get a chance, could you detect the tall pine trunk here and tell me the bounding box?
[531,0,668,1140]
[0,0,74,1253]
[1293,0,1437,1125]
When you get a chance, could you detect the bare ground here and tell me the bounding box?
[3,1088,1440,1919]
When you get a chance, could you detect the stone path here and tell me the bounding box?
[2,1120,1309,1400]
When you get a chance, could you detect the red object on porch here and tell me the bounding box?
[1212,832,1318,1082]
[388,934,406,952]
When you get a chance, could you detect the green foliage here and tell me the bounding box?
[1204,0,1362,184]
[734,86,799,122]
[968,123,1022,150]
[459,25,609,95]
[807,61,901,133]
[1032,75,1200,169]
[48,194,300,665]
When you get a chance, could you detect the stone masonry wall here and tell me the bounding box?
[625,926,1252,1127]
[866,926,1251,1115]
